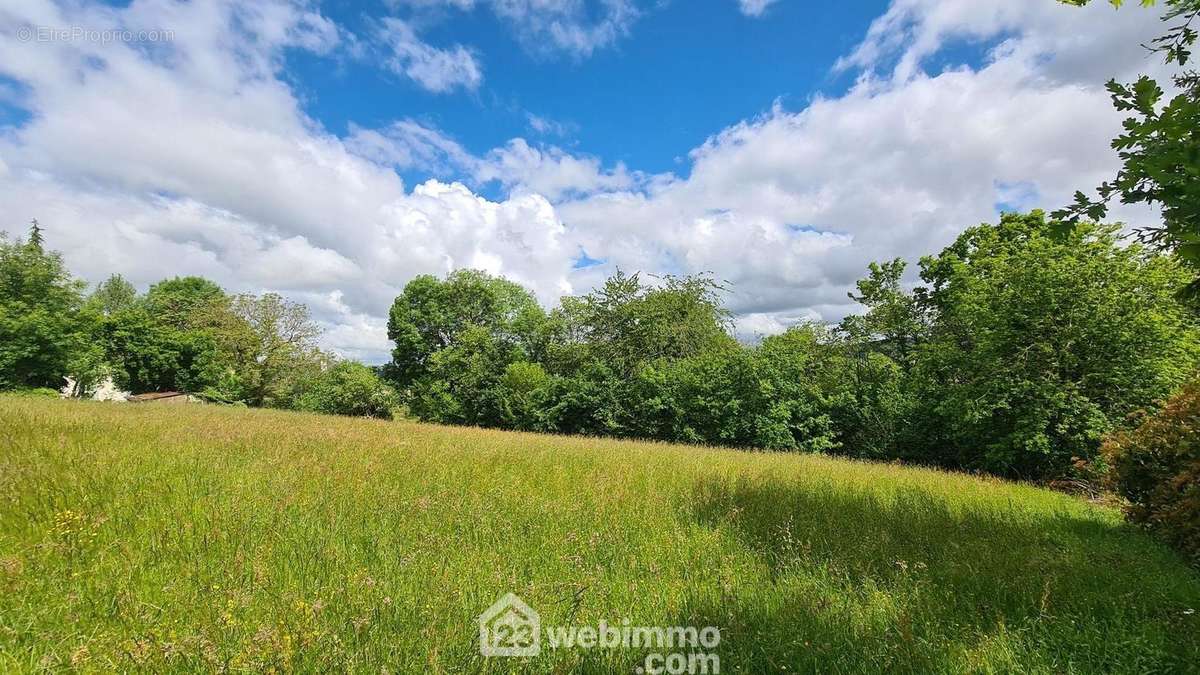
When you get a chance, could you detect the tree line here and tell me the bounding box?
[2,209,1198,483]
[382,211,1199,481]
[0,225,396,418]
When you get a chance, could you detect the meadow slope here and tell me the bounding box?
[1,397,1198,673]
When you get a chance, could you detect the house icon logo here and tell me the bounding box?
[478,592,541,657]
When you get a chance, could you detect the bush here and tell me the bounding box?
[1103,380,1200,566]
[297,362,397,420]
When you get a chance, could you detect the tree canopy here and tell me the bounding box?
[374,211,1199,480]
[1056,0,1200,293]
[910,211,1199,476]
[0,224,88,390]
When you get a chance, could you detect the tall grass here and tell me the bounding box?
[1,397,1198,673]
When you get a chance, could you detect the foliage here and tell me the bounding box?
[86,274,137,316]
[841,258,926,365]
[495,360,551,430]
[909,211,1200,477]
[63,333,110,398]
[625,344,791,448]
[387,270,556,427]
[1055,0,1200,294]
[383,269,915,460]
[535,360,628,436]
[96,277,239,396]
[386,270,545,389]
[0,226,88,390]
[376,218,1196,482]
[749,326,844,451]
[0,228,351,414]
[409,323,525,426]
[102,305,224,394]
[2,397,1199,672]
[8,210,1198,485]
[144,276,228,331]
[297,361,397,419]
[1103,379,1200,566]
[552,270,733,376]
[821,347,911,461]
[228,293,327,408]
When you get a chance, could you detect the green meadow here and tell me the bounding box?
[1,397,1198,673]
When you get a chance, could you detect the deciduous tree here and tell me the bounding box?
[1056,0,1200,293]
[912,211,1200,477]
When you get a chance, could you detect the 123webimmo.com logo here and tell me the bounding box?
[478,593,721,674]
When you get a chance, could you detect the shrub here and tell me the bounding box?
[297,362,397,420]
[1103,380,1200,566]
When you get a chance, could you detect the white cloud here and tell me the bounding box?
[378,180,574,304]
[376,18,482,92]
[525,112,576,137]
[345,119,476,173]
[734,309,820,340]
[550,0,1169,326]
[394,0,640,58]
[345,120,634,201]
[0,0,569,362]
[0,177,357,291]
[738,0,779,18]
[0,0,1174,363]
[306,291,393,364]
[835,0,1169,84]
[476,139,635,201]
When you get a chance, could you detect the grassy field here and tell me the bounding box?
[1,398,1198,673]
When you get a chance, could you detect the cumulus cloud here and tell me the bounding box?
[835,0,1169,84]
[302,291,393,364]
[550,0,1169,332]
[476,139,635,201]
[0,0,570,362]
[735,309,821,341]
[0,0,1174,359]
[345,119,476,174]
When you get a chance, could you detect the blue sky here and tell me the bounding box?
[287,0,888,181]
[0,0,1169,361]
